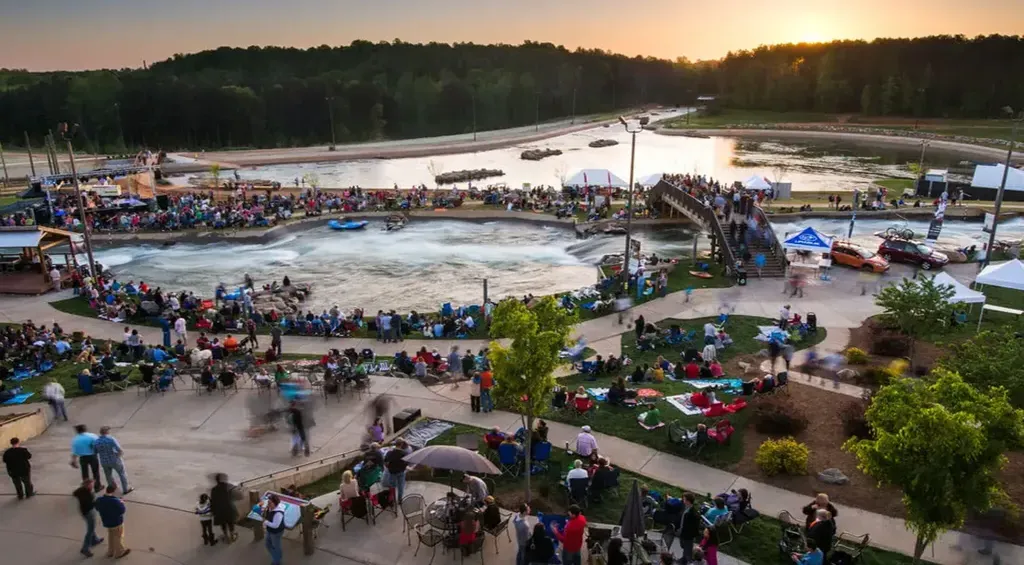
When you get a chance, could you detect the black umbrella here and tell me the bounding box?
[620,479,647,560]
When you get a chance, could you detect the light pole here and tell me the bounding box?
[114,102,125,151]
[325,96,337,150]
[472,88,477,141]
[983,106,1021,266]
[60,123,97,279]
[618,115,650,280]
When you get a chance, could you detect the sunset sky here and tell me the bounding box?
[2,0,1022,71]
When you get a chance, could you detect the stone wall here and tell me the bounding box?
[0,409,49,446]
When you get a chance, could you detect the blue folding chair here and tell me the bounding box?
[531,441,552,473]
[580,361,596,375]
[497,443,522,477]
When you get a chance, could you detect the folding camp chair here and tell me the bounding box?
[531,441,552,473]
[340,495,372,531]
[566,477,589,509]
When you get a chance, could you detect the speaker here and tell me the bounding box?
[392,408,421,433]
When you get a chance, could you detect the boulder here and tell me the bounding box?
[588,139,619,148]
[140,300,160,315]
[520,148,563,161]
[817,468,849,485]
[837,368,859,380]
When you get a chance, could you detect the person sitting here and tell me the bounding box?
[218,367,237,389]
[574,425,599,461]
[630,364,645,383]
[607,538,629,565]
[200,367,217,392]
[709,359,724,378]
[531,419,549,446]
[607,376,627,406]
[756,375,776,394]
[484,427,505,450]
[684,360,701,379]
[791,539,824,565]
[699,361,714,380]
[606,354,622,373]
[481,496,502,530]
[703,497,729,524]
[590,458,619,496]
[565,459,589,486]
[223,334,239,353]
[458,510,481,556]
[642,407,661,427]
[806,508,835,557]
[338,470,360,509]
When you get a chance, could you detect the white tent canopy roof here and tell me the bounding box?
[782,226,834,253]
[971,164,1024,191]
[931,272,986,304]
[638,173,666,186]
[742,175,772,191]
[975,259,1024,291]
[564,169,628,188]
[0,230,43,249]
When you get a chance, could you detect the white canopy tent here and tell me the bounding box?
[638,173,666,187]
[971,164,1024,192]
[931,272,986,304]
[742,175,772,191]
[782,226,834,253]
[975,259,1024,291]
[564,169,629,188]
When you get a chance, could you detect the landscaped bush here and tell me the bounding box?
[862,366,898,387]
[841,401,872,440]
[844,347,869,364]
[752,397,809,435]
[755,437,809,476]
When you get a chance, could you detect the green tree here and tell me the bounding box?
[936,328,1024,409]
[488,296,576,501]
[845,370,1024,563]
[874,276,955,362]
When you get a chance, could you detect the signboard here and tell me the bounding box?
[925,219,943,244]
[983,212,995,234]
[630,239,641,257]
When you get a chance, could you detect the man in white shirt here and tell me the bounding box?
[464,315,475,330]
[43,378,68,421]
[49,267,61,291]
[565,460,589,486]
[174,316,187,345]
[703,322,716,344]
[574,425,599,460]
[779,305,791,330]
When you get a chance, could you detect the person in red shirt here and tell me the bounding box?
[552,504,587,565]
[684,360,701,379]
[479,370,494,413]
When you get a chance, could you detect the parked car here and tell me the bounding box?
[877,238,949,270]
[831,242,890,273]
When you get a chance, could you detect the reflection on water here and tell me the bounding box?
[214,122,982,193]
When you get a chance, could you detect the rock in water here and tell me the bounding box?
[817,468,849,485]
[588,139,619,148]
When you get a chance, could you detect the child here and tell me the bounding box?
[196,493,216,546]
[690,546,707,565]
[699,526,719,565]
[469,373,481,413]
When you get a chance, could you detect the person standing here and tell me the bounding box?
[74,479,104,557]
[210,473,239,542]
[94,485,130,559]
[95,427,132,495]
[479,369,494,413]
[3,438,33,500]
[512,503,532,565]
[174,315,188,346]
[71,424,103,492]
[246,318,259,349]
[634,315,645,342]
[551,504,586,565]
[196,493,217,546]
[263,494,286,565]
[390,311,403,342]
[42,378,68,422]
[288,401,310,457]
[469,373,482,413]
[679,493,700,563]
[447,345,462,378]
[271,325,283,357]
[383,439,411,502]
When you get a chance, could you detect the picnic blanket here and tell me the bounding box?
[637,411,666,430]
[686,378,744,394]
[2,393,34,406]
[586,388,609,402]
[756,325,789,343]
[10,369,38,382]
[665,393,704,416]
[635,388,663,398]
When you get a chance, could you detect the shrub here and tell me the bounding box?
[841,401,872,440]
[755,437,810,476]
[862,366,898,387]
[844,347,869,364]
[753,397,809,435]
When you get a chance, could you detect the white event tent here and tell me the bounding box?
[931,272,985,304]
[564,169,629,188]
[973,259,1024,330]
[782,226,834,253]
[742,175,772,191]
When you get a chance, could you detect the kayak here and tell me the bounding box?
[689,271,714,279]
[328,220,368,231]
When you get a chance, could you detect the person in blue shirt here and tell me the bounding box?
[791,539,824,565]
[703,496,730,525]
[54,338,72,357]
[150,347,168,364]
[94,484,130,558]
[70,425,103,492]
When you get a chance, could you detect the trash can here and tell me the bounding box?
[735,267,748,286]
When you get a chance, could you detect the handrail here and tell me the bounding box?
[652,180,737,273]
[751,204,787,265]
[237,446,365,488]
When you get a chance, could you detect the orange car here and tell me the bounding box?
[831,242,890,273]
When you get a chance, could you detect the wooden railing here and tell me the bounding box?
[651,180,737,274]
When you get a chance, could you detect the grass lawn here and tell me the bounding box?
[301,419,923,565]
[874,179,915,192]
[923,283,1024,343]
[662,109,835,129]
[0,195,18,207]
[543,317,828,468]
[569,263,732,322]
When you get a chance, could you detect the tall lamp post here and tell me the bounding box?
[983,106,1021,266]
[325,96,337,151]
[618,115,650,280]
[59,123,97,279]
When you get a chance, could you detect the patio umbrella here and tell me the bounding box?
[619,480,646,563]
[403,445,500,474]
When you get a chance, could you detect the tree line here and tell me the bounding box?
[0,35,1020,152]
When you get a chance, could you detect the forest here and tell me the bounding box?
[0,35,1020,152]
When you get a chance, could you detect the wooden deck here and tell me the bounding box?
[0,271,54,295]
